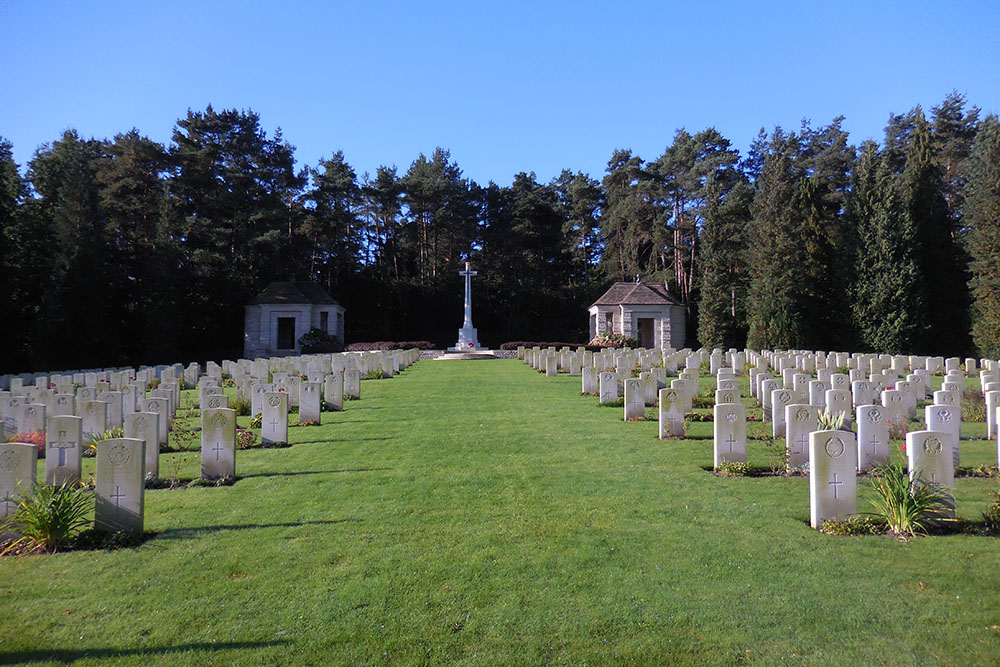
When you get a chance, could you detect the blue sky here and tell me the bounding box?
[2,1,997,187]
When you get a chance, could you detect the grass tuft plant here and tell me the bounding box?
[817,407,846,431]
[868,463,952,538]
[2,482,92,554]
[84,427,125,456]
[983,488,1000,533]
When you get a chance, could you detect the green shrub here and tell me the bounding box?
[3,482,92,554]
[869,463,953,538]
[231,395,251,417]
[298,328,343,353]
[962,392,986,422]
[983,489,1000,533]
[715,461,753,477]
[821,515,885,536]
[249,413,262,429]
[189,475,235,488]
[691,395,715,409]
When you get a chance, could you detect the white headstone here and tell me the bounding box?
[344,369,361,400]
[925,405,961,468]
[201,408,237,480]
[857,405,890,472]
[124,412,159,478]
[0,442,37,516]
[809,430,858,529]
[262,392,289,444]
[45,415,83,486]
[713,403,746,467]
[95,438,145,536]
[599,372,618,405]
[624,379,645,421]
[300,382,322,423]
[658,388,685,438]
[906,430,955,518]
[785,404,817,470]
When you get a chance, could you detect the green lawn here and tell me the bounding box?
[2,360,999,665]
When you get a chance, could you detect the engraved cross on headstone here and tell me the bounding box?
[1,493,15,514]
[869,435,880,454]
[213,440,225,461]
[726,434,737,453]
[794,433,808,455]
[829,473,843,499]
[52,429,76,467]
[110,486,126,507]
[269,416,279,432]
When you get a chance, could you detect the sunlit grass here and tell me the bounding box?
[1,360,998,665]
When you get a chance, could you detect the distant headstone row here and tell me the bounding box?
[0,348,421,538]
[526,345,1000,531]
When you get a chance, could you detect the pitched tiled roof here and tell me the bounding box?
[590,282,681,307]
[250,281,340,306]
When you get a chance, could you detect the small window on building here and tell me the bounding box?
[277,317,296,350]
[320,311,329,333]
[605,312,614,332]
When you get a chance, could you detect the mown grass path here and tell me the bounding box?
[2,360,999,665]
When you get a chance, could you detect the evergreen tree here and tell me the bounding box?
[849,141,926,352]
[746,129,808,349]
[966,115,1000,357]
[599,149,657,282]
[902,110,970,354]
[26,130,113,368]
[696,178,752,349]
[167,106,304,359]
[0,137,34,370]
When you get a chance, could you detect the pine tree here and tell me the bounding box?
[966,115,1000,357]
[902,110,970,354]
[697,178,752,349]
[746,129,808,349]
[849,141,927,352]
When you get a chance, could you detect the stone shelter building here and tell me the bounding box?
[244,281,345,358]
[588,281,686,350]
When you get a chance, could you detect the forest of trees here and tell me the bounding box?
[2,92,999,372]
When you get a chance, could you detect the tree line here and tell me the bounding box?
[1,93,998,372]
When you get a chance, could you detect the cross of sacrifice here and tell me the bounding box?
[51,430,76,466]
[110,486,126,507]
[829,473,843,499]
[725,434,738,453]
[213,440,225,461]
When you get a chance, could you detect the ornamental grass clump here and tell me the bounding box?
[84,427,125,457]
[868,463,952,538]
[817,407,847,431]
[2,482,92,554]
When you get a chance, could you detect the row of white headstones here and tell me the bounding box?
[522,345,1000,529]
[0,349,420,538]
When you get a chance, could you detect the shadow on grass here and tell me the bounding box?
[242,467,395,478]
[153,519,360,540]
[0,640,291,664]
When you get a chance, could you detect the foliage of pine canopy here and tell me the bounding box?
[0,93,996,371]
